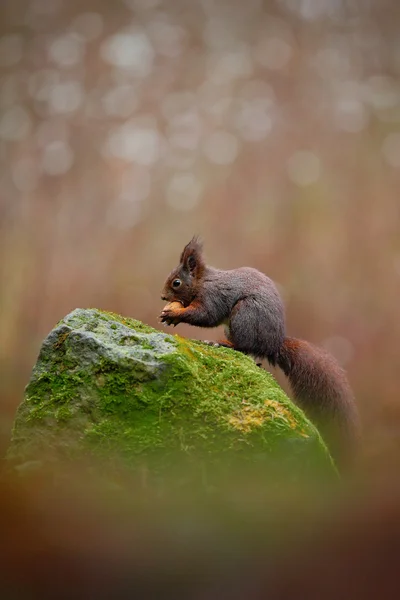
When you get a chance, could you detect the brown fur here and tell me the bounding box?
[161,236,205,308]
[179,236,205,278]
[277,338,360,464]
[216,339,234,348]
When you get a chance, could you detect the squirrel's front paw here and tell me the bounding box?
[159,311,178,326]
[159,302,183,326]
[160,314,180,326]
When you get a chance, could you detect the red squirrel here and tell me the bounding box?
[160,237,359,464]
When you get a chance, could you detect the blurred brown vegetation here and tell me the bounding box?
[1,0,400,474]
[1,466,400,599]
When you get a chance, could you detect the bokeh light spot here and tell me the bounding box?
[202,130,240,165]
[49,34,84,67]
[207,45,253,84]
[334,99,368,132]
[49,81,83,114]
[41,141,74,175]
[166,173,203,211]
[106,121,163,165]
[147,21,187,58]
[100,32,154,76]
[286,151,320,186]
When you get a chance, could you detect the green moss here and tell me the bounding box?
[96,309,156,334]
[8,308,335,480]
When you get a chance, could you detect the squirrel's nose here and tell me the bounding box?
[161,295,167,301]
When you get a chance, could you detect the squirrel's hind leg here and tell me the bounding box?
[203,339,234,349]
[204,340,263,370]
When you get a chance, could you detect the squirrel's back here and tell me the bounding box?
[203,266,286,364]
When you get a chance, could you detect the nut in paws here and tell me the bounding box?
[159,301,183,326]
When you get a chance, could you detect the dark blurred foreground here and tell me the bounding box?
[1,462,400,599]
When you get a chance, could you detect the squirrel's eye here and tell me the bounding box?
[172,279,181,288]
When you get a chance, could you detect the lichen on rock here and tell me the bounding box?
[8,308,335,480]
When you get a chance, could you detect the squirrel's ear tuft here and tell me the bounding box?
[180,236,205,276]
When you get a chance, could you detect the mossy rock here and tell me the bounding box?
[8,308,335,483]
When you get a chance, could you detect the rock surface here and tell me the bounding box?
[8,308,335,479]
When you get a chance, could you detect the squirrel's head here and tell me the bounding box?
[161,236,205,307]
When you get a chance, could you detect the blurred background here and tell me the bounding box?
[1,0,399,472]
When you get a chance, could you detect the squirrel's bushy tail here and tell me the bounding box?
[276,337,360,465]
